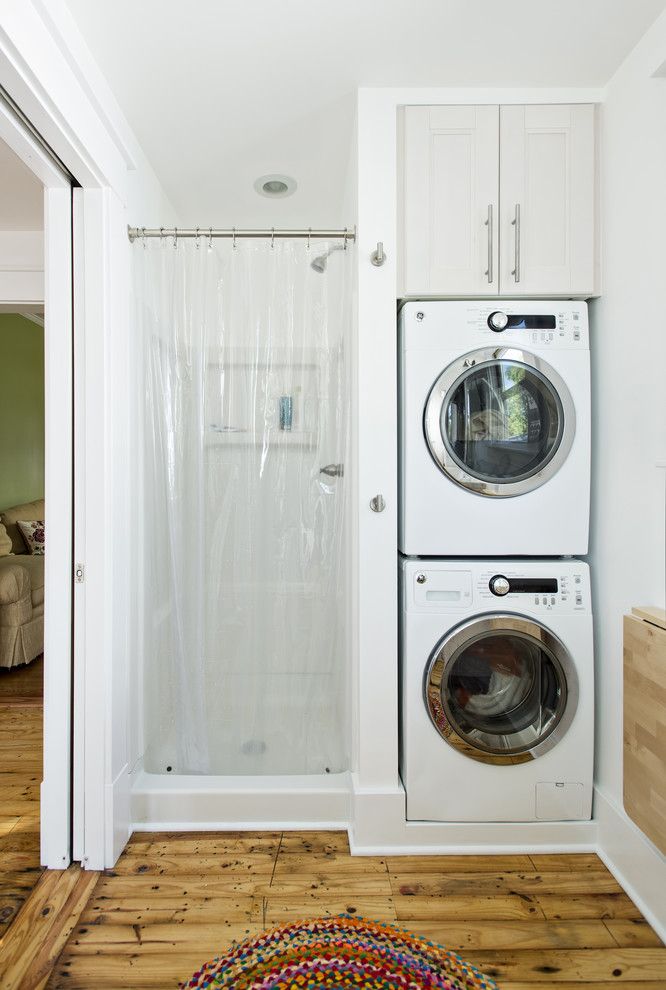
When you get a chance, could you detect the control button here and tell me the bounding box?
[416,573,426,584]
[542,596,547,606]
[535,596,540,605]
[575,593,583,606]
[488,311,509,332]
[551,596,556,606]
[489,575,510,596]
[575,576,581,584]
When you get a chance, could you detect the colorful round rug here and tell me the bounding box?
[180,915,499,989]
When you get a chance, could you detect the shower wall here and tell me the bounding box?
[133,238,352,776]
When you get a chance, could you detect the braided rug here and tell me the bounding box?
[180,915,499,989]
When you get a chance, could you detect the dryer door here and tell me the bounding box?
[424,347,575,497]
[424,614,578,765]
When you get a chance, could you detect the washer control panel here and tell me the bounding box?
[403,560,590,615]
[479,571,586,611]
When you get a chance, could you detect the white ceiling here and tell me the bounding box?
[0,139,43,230]
[64,0,666,227]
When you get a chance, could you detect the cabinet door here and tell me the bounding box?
[402,105,499,296]
[500,104,596,296]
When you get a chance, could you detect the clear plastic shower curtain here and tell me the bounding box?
[134,237,352,775]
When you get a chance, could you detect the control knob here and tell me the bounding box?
[488,311,509,332]
[489,575,510,596]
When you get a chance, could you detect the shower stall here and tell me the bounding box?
[130,231,354,827]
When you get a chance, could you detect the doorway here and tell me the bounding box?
[0,89,75,902]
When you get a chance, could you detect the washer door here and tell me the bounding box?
[424,347,575,497]
[424,615,578,765]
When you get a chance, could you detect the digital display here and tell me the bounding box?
[506,315,557,330]
[509,578,558,593]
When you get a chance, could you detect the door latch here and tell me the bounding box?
[75,563,85,584]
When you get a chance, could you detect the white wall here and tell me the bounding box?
[0,230,43,303]
[588,13,666,918]
[589,10,666,810]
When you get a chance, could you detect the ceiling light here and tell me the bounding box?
[254,174,297,198]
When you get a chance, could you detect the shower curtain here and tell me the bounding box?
[134,237,352,775]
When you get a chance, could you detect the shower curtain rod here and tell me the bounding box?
[127,225,356,243]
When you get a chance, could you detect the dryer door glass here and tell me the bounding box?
[443,361,561,482]
[425,618,577,764]
[424,350,575,497]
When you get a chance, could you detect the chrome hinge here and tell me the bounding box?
[75,563,85,584]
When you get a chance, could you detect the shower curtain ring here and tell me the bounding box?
[173,227,178,248]
[343,227,348,249]
[307,227,311,250]
[208,228,213,250]
[271,227,275,249]
[160,227,165,244]
[195,227,200,249]
[232,227,236,250]
[142,226,146,249]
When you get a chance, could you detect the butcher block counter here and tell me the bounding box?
[624,606,666,853]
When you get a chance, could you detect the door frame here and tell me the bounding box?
[0,93,73,869]
[0,6,134,869]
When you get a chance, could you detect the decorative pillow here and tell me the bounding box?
[17,520,45,555]
[1,499,45,554]
[0,523,12,557]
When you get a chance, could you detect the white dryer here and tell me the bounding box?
[399,300,590,556]
[400,557,593,823]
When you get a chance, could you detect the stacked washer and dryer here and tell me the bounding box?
[398,301,593,823]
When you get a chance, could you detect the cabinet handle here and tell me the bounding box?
[511,203,521,283]
[484,204,493,284]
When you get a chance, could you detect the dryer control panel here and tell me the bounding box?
[464,305,587,347]
[401,299,589,349]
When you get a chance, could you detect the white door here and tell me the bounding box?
[499,104,596,296]
[401,105,499,296]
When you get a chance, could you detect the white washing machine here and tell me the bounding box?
[399,300,590,556]
[400,557,593,823]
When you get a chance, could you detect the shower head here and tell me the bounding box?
[310,243,345,273]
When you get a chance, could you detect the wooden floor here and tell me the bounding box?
[0,666,665,988]
[0,657,43,933]
[45,833,665,989]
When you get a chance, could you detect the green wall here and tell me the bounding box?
[0,314,44,512]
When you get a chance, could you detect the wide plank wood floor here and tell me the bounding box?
[48,832,666,989]
[1,662,664,988]
[0,658,43,932]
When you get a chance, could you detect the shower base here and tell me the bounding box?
[131,769,352,831]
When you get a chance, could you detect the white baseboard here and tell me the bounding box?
[595,787,666,941]
[106,762,131,868]
[349,778,598,854]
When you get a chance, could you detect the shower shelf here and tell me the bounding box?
[205,429,316,449]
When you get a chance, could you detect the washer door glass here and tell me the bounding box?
[424,350,575,497]
[425,618,577,765]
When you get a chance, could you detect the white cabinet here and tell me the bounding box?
[401,105,499,296]
[499,104,596,296]
[400,103,597,298]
